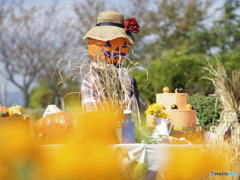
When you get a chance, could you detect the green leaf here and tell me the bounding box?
[0,110,7,115]
[13,110,22,116]
[21,114,29,120]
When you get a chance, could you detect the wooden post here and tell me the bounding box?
[1,83,6,106]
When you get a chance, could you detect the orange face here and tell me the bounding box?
[88,37,129,63]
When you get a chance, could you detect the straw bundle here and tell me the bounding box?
[202,58,240,179]
[204,59,240,143]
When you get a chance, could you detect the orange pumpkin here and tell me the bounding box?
[35,112,73,144]
[88,37,129,63]
[7,105,23,116]
[162,87,170,93]
[185,104,192,110]
[0,106,8,117]
[159,104,166,110]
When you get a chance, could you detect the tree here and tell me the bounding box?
[30,78,80,109]
[0,1,78,107]
[131,48,213,104]
[115,0,213,62]
[74,0,106,47]
[213,0,240,53]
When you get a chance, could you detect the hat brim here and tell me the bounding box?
[83,26,135,45]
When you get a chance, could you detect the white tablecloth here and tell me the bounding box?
[111,144,202,172]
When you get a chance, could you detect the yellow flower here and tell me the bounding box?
[145,103,169,118]
[145,108,154,115]
[160,111,169,119]
[145,103,163,115]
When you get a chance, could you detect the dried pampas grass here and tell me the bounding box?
[201,57,240,179]
[54,47,148,110]
[53,46,150,140]
[204,59,240,112]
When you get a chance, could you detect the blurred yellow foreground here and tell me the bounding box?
[0,111,228,180]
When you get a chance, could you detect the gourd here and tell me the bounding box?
[88,37,129,63]
[162,87,170,93]
[0,105,8,117]
[7,105,23,116]
[35,112,73,144]
[185,104,193,110]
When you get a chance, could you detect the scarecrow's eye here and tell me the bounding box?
[104,41,111,47]
[122,41,128,48]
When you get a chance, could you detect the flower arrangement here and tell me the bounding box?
[145,103,169,118]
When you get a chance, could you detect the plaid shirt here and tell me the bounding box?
[81,62,146,125]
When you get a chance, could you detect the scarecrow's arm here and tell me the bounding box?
[138,90,147,111]
[130,75,147,112]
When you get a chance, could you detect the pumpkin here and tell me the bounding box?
[162,87,170,93]
[7,105,23,116]
[185,104,192,110]
[88,37,129,63]
[35,112,73,144]
[0,106,8,117]
[159,104,166,110]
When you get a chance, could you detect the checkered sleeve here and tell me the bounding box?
[81,73,99,112]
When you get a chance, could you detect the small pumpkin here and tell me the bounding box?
[185,104,192,110]
[7,105,23,116]
[162,87,170,93]
[88,37,129,63]
[0,105,8,117]
[159,104,166,110]
[35,112,73,144]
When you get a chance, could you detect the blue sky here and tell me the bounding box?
[0,0,226,94]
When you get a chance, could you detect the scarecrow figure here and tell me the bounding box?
[81,10,146,126]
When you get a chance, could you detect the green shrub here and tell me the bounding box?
[187,93,221,130]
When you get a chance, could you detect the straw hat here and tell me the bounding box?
[83,10,135,45]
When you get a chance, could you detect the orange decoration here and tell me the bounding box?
[7,105,23,116]
[0,106,8,117]
[88,37,129,63]
[0,106,8,112]
[159,104,166,110]
[185,104,192,110]
[162,87,170,93]
[35,112,73,144]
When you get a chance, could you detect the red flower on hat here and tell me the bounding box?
[124,17,140,33]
